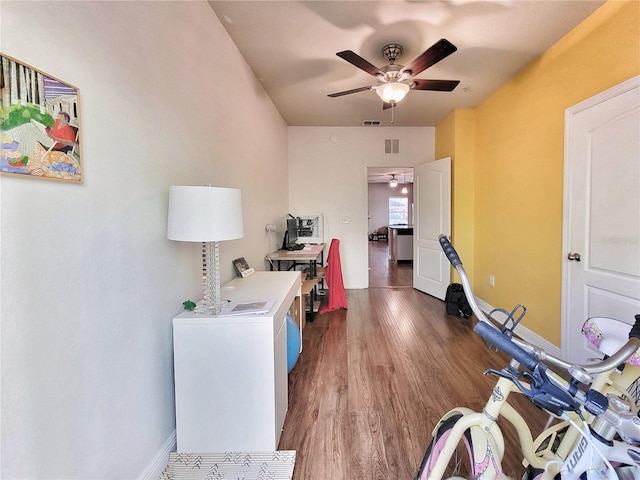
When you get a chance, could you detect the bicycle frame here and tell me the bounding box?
[426,375,530,479]
[425,236,640,480]
[528,364,640,469]
[549,436,640,480]
[426,365,640,479]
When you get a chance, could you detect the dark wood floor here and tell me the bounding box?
[279,241,548,479]
[367,240,413,288]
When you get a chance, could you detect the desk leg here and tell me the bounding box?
[319,252,325,290]
[307,287,316,322]
[298,294,303,352]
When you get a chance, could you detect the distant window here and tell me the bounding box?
[389,197,408,225]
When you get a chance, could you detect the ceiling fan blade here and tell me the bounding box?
[327,85,373,98]
[402,39,457,77]
[336,50,383,76]
[412,79,460,92]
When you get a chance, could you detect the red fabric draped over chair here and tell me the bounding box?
[319,238,348,314]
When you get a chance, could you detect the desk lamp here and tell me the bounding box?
[167,185,244,315]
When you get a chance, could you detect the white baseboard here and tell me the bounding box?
[474,297,562,358]
[137,430,176,480]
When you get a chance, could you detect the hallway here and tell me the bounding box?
[279,258,548,479]
[368,239,413,288]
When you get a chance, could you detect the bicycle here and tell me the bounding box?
[415,235,640,480]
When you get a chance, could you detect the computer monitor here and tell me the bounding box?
[286,218,299,247]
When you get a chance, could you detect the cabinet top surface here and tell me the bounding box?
[174,271,301,324]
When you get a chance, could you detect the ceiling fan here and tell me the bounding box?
[328,39,460,109]
[369,172,401,185]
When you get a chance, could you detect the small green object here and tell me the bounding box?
[183,300,196,311]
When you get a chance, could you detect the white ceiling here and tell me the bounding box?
[208,0,605,128]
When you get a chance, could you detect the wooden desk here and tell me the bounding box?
[267,243,325,278]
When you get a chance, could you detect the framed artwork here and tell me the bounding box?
[233,257,254,278]
[0,53,83,183]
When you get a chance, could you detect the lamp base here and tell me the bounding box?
[193,301,228,316]
[195,240,224,315]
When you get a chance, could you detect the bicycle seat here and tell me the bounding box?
[582,317,640,367]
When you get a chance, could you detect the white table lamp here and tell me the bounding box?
[167,185,244,315]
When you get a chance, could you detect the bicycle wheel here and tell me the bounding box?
[415,413,475,480]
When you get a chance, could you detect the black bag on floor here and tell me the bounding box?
[445,283,472,318]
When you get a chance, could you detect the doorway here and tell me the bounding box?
[367,167,413,287]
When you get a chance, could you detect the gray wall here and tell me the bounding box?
[1,2,289,478]
[289,127,431,288]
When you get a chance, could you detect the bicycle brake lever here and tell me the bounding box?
[522,370,543,388]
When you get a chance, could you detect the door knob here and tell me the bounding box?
[568,252,582,262]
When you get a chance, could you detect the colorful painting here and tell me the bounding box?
[1,53,82,183]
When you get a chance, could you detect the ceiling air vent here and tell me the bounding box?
[363,120,382,126]
[385,139,399,154]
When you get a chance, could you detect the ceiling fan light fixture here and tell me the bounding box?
[376,82,410,103]
[389,175,399,188]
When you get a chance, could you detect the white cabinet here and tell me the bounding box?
[173,271,301,452]
[397,231,413,261]
[389,226,413,263]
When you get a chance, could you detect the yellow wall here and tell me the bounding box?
[436,109,476,283]
[437,0,640,346]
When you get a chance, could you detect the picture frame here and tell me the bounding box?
[233,257,254,278]
[1,53,83,183]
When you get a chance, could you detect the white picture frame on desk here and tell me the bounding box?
[233,257,254,277]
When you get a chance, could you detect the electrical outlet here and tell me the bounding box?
[489,275,495,287]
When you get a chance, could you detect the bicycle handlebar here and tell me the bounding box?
[512,327,640,375]
[437,236,491,324]
[438,235,462,267]
[438,235,640,375]
[438,235,640,444]
[474,322,538,370]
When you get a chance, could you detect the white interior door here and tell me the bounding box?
[413,157,451,300]
[562,76,640,363]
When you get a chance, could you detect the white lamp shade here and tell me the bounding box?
[167,186,244,242]
[376,82,410,103]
